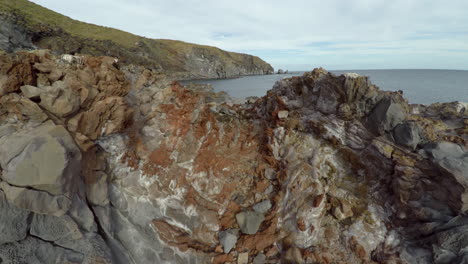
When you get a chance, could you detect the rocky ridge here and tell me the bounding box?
[0,50,467,264]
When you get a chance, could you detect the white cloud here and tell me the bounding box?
[31,0,468,70]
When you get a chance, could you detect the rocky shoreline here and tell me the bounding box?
[0,50,467,264]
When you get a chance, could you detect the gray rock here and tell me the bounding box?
[68,195,98,232]
[393,122,421,150]
[236,211,265,235]
[219,229,238,253]
[0,236,82,264]
[0,182,71,216]
[0,122,81,195]
[253,253,266,264]
[0,191,30,244]
[39,81,81,117]
[264,167,277,180]
[367,97,407,134]
[424,142,465,161]
[30,214,82,243]
[253,200,272,214]
[87,171,109,206]
[20,85,44,100]
[423,142,468,181]
[0,15,35,53]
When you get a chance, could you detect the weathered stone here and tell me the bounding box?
[69,96,132,140]
[253,253,266,264]
[393,122,421,150]
[30,214,82,243]
[0,236,82,264]
[238,252,249,264]
[68,195,97,232]
[86,171,109,206]
[0,122,81,195]
[253,200,272,214]
[236,211,265,235]
[39,81,81,117]
[0,182,71,216]
[0,191,30,245]
[219,229,238,253]
[0,94,48,123]
[20,85,44,100]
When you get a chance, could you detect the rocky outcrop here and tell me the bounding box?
[1,51,467,264]
[0,0,273,79]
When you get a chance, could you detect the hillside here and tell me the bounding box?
[0,0,273,79]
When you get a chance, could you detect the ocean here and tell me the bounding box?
[183,70,468,105]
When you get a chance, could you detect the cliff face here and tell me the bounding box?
[0,50,467,264]
[0,0,273,79]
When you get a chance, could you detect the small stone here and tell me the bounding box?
[253,253,266,264]
[264,168,277,180]
[253,200,272,214]
[219,229,238,253]
[278,110,289,119]
[238,252,249,264]
[236,211,265,235]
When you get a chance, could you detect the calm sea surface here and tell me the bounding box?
[183,70,468,105]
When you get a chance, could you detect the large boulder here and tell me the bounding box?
[393,122,421,150]
[0,122,81,196]
[367,97,407,135]
[0,182,71,216]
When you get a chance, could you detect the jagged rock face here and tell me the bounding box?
[0,52,467,264]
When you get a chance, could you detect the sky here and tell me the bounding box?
[31,0,468,71]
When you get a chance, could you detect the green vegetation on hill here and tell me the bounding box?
[0,0,273,79]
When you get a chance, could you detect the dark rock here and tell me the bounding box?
[0,15,35,53]
[393,122,421,149]
[367,97,407,135]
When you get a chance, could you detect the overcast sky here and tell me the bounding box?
[32,0,468,70]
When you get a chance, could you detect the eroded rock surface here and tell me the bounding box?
[0,51,467,264]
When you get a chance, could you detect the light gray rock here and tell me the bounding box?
[367,97,407,134]
[393,122,421,150]
[253,200,272,214]
[0,122,81,196]
[0,182,71,216]
[219,229,238,253]
[253,253,266,264]
[30,214,82,243]
[20,85,44,100]
[0,191,30,245]
[0,236,82,264]
[39,81,81,117]
[236,211,265,235]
